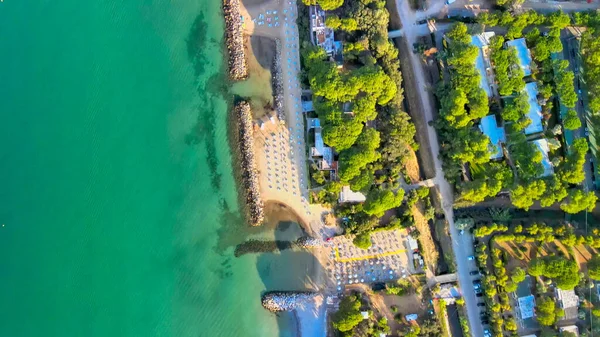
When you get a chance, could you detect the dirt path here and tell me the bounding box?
[391,0,484,336]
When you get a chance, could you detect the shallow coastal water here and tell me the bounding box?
[0,1,311,336]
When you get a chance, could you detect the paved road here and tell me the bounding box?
[392,0,485,335]
[561,32,596,191]
[441,0,600,18]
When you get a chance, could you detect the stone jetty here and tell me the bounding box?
[261,291,318,312]
[296,236,323,249]
[223,0,247,81]
[271,39,284,121]
[235,101,264,226]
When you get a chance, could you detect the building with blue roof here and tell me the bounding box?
[531,138,554,177]
[524,82,544,135]
[478,115,506,159]
[471,32,496,98]
[505,38,533,76]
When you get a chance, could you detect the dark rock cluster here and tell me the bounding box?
[223,0,248,81]
[271,39,284,121]
[296,236,322,249]
[261,291,318,312]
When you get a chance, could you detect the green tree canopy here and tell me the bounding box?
[559,138,589,184]
[363,188,405,217]
[588,255,600,280]
[511,267,527,283]
[561,189,598,214]
[563,109,582,130]
[338,128,381,181]
[546,10,571,30]
[353,232,372,249]
[529,256,580,290]
[332,295,363,332]
[540,176,568,207]
[511,180,546,210]
[302,0,344,10]
[536,296,560,326]
[325,15,341,29]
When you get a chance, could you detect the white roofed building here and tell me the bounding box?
[556,288,579,320]
[309,5,335,55]
[339,186,366,203]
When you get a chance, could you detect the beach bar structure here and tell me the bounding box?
[524,82,544,135]
[339,186,366,203]
[471,32,496,98]
[309,5,334,55]
[505,38,533,76]
[479,115,506,160]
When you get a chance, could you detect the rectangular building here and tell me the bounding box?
[471,32,496,98]
[531,138,554,177]
[524,82,544,135]
[505,38,533,76]
[479,114,506,159]
[309,5,334,54]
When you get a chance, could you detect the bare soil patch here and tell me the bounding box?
[405,149,421,184]
[495,240,598,272]
[413,202,439,272]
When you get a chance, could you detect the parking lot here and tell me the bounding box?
[321,230,413,292]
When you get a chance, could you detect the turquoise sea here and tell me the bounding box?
[0,1,316,336]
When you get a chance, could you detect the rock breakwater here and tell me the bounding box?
[271,39,284,121]
[261,291,318,312]
[296,236,322,249]
[223,0,247,81]
[235,101,264,226]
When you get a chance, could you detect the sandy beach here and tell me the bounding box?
[294,294,327,337]
[228,0,333,335]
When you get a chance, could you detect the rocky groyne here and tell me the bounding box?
[223,0,248,81]
[261,291,318,312]
[296,236,323,249]
[236,101,264,226]
[272,39,284,121]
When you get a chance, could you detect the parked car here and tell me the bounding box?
[467,255,475,261]
[484,328,492,335]
[470,270,480,276]
[476,292,484,297]
[475,288,483,295]
[477,302,486,307]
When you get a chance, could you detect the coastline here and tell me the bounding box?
[222,0,330,335]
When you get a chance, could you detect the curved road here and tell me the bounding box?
[391,0,484,336]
